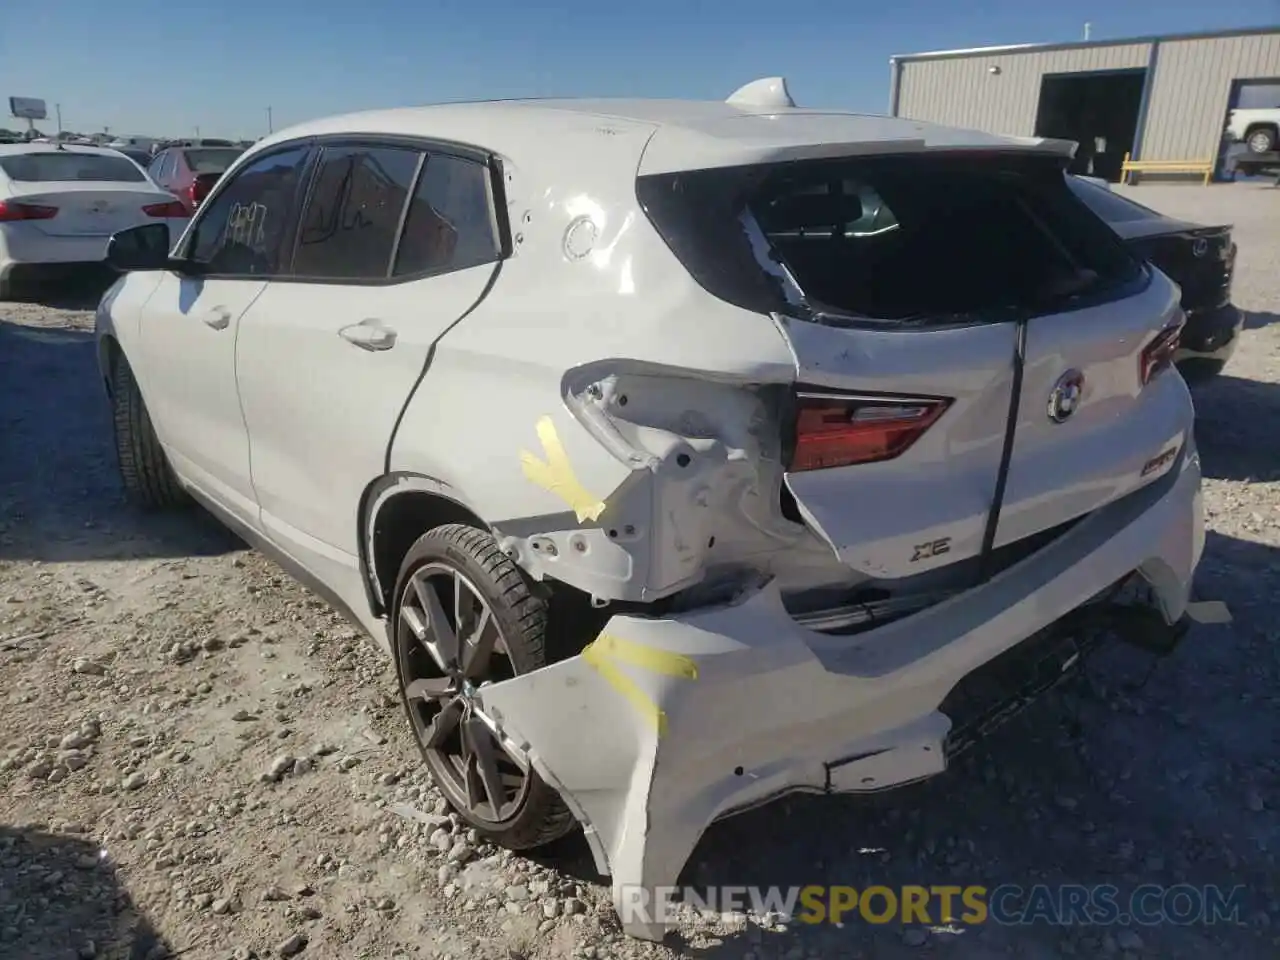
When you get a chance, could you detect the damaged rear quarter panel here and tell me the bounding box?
[388,119,801,603]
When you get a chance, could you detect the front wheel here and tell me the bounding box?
[110,356,188,509]
[392,523,576,850]
[1246,127,1276,154]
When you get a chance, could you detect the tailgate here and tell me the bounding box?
[638,148,1186,589]
[994,271,1188,548]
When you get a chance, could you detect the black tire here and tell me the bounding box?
[392,522,576,850]
[1246,127,1276,154]
[111,355,188,509]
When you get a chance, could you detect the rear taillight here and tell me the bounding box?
[787,392,952,472]
[0,200,58,222]
[1140,318,1185,385]
[143,200,189,218]
[189,179,213,206]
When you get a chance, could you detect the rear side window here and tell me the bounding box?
[393,153,499,277]
[638,153,1144,325]
[182,148,244,176]
[187,145,313,276]
[292,145,423,279]
[0,152,146,183]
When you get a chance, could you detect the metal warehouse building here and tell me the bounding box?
[888,26,1280,181]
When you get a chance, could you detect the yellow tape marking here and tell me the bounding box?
[519,415,608,522]
[581,634,698,737]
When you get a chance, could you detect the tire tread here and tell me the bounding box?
[112,357,187,509]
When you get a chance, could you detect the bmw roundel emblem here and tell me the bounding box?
[1191,238,1209,258]
[1047,369,1085,424]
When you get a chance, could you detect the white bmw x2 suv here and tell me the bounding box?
[96,78,1209,939]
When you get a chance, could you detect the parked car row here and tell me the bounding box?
[92,79,1220,942]
[0,143,190,298]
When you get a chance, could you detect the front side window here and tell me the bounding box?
[292,145,422,279]
[393,153,499,277]
[0,152,147,183]
[186,145,312,276]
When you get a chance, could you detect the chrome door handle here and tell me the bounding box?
[338,319,397,352]
[201,308,231,330]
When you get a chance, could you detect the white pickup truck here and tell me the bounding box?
[1225,107,1279,154]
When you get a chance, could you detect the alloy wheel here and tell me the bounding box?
[396,562,531,823]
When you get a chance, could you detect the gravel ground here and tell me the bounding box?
[1,182,1277,960]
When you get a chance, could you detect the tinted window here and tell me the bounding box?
[1066,176,1164,224]
[292,145,421,279]
[187,145,312,276]
[394,153,499,277]
[0,152,146,183]
[183,148,243,175]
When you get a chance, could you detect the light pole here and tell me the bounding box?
[55,103,63,136]
[195,125,201,139]
[267,106,273,134]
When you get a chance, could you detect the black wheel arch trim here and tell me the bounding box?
[358,472,492,619]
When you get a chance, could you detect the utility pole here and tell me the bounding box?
[266,106,273,134]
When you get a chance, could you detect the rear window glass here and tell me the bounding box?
[183,148,243,175]
[1066,175,1164,224]
[638,153,1144,325]
[0,152,147,183]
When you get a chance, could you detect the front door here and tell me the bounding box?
[137,141,315,524]
[235,141,503,610]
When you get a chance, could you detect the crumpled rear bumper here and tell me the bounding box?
[476,445,1204,940]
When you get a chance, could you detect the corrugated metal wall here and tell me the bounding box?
[1141,33,1280,160]
[895,31,1280,163]
[897,44,1152,137]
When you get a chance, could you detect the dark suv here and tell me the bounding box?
[147,144,243,212]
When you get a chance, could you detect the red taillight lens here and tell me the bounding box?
[189,178,213,206]
[0,200,59,222]
[787,392,952,471]
[1140,318,1185,385]
[143,200,189,218]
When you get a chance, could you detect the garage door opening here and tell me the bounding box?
[1034,69,1146,182]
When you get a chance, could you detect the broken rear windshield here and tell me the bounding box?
[637,152,1145,326]
[0,152,147,183]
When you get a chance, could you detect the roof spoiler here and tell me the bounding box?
[726,77,797,110]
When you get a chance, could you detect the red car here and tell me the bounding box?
[147,144,243,212]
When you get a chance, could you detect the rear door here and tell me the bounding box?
[235,139,503,603]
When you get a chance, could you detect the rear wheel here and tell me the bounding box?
[1246,127,1276,154]
[111,356,188,509]
[392,523,575,849]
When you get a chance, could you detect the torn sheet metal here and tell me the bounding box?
[475,453,1203,940]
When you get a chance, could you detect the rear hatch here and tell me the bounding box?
[638,149,1187,587]
[0,151,172,237]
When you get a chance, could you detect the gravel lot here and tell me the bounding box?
[1,182,1277,960]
